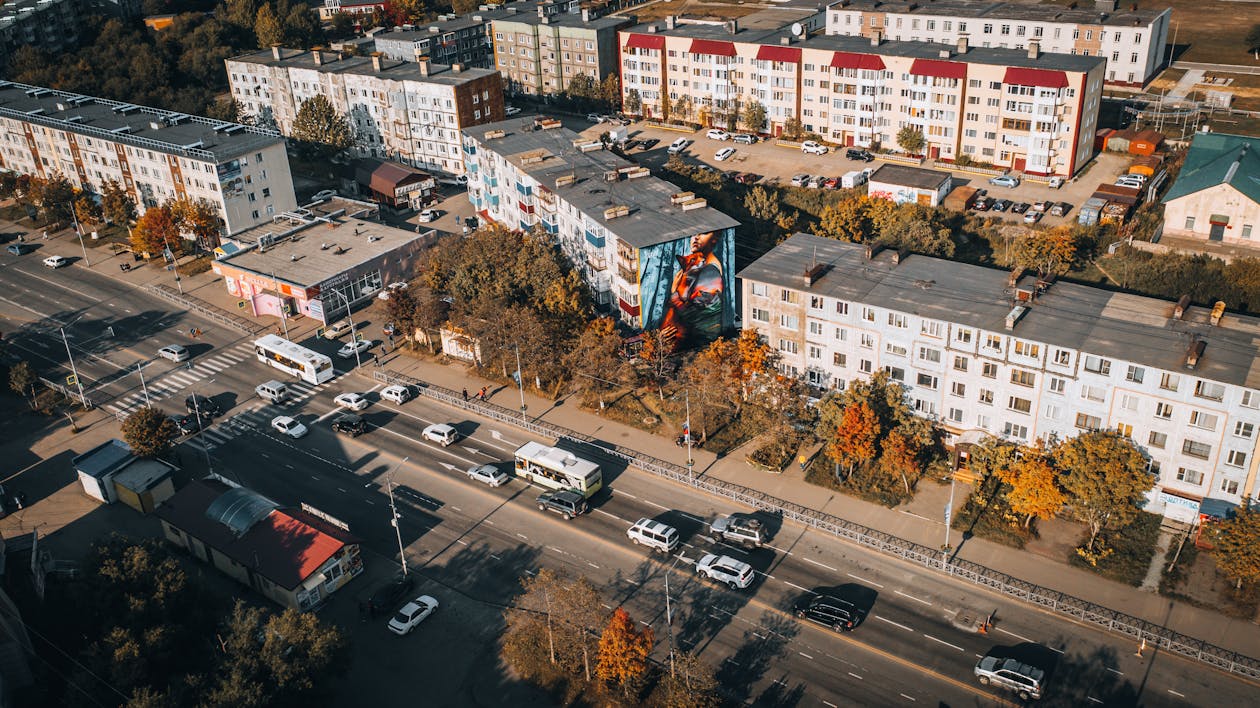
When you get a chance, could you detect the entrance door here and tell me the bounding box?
[929,145,940,160]
[846,135,855,147]
[1209,223,1226,241]
[1013,156,1027,172]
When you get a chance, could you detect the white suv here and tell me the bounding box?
[696,554,755,589]
[801,140,828,155]
[627,518,680,553]
[667,138,689,154]
[706,128,730,141]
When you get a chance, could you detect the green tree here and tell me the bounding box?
[672,95,692,123]
[220,0,260,32]
[600,73,621,108]
[1055,430,1153,556]
[8,361,37,409]
[565,72,598,101]
[739,99,766,134]
[131,205,181,258]
[744,186,784,235]
[596,607,653,698]
[782,116,805,140]
[34,173,77,223]
[624,88,642,116]
[254,2,284,49]
[896,125,925,155]
[121,406,180,458]
[329,12,354,39]
[74,194,103,232]
[1210,505,1260,589]
[101,179,137,229]
[502,568,605,683]
[291,94,353,159]
[282,0,323,48]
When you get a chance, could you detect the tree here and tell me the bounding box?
[998,449,1065,529]
[8,361,37,409]
[740,99,767,134]
[452,0,481,13]
[624,88,642,116]
[744,186,784,234]
[168,197,222,250]
[254,2,284,49]
[661,651,720,708]
[565,72,598,102]
[826,400,880,478]
[1015,225,1078,277]
[221,0,260,33]
[1055,430,1153,556]
[502,569,605,683]
[385,0,425,25]
[782,116,805,140]
[672,95,692,123]
[131,205,181,258]
[638,328,674,399]
[328,12,355,39]
[1246,23,1260,58]
[596,607,653,698]
[121,406,180,458]
[565,317,625,410]
[74,194,103,232]
[101,179,137,228]
[814,197,870,242]
[600,73,621,107]
[33,173,76,223]
[283,0,323,48]
[683,337,740,440]
[896,125,925,155]
[291,94,353,159]
[1210,505,1260,589]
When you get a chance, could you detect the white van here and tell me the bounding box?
[841,170,868,189]
[255,380,290,404]
[627,518,680,553]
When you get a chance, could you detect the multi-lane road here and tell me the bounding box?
[4,248,1256,706]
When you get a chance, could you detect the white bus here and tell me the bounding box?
[253,335,335,385]
[514,441,603,498]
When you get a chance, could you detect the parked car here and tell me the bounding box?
[1049,202,1071,217]
[732,133,757,144]
[337,339,372,359]
[185,394,221,417]
[173,412,206,436]
[989,175,1020,188]
[388,595,439,636]
[801,140,828,155]
[1031,201,1053,213]
[1023,210,1043,224]
[422,423,459,446]
[380,385,412,404]
[378,282,409,300]
[972,197,992,211]
[586,113,604,123]
[368,573,415,616]
[974,649,1045,701]
[639,138,660,150]
[621,139,641,151]
[417,209,439,222]
[158,344,190,362]
[794,594,863,633]
[845,148,875,162]
[323,321,354,339]
[1010,202,1030,214]
[790,173,811,187]
[714,147,736,162]
[334,392,370,411]
[734,172,761,185]
[311,189,337,201]
[504,105,522,116]
[270,415,308,439]
[536,489,588,520]
[696,554,755,589]
[1048,176,1064,189]
[991,199,1012,212]
[705,128,730,141]
[806,175,825,189]
[823,176,841,190]
[43,255,69,269]
[467,463,510,487]
[5,243,30,255]
[666,138,689,154]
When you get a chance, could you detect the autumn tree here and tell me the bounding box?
[291,94,353,159]
[746,372,813,468]
[1015,225,1079,277]
[740,99,767,134]
[601,73,622,107]
[896,125,925,155]
[8,361,37,409]
[826,400,880,478]
[1210,505,1260,589]
[998,447,1066,529]
[168,197,222,250]
[502,569,605,683]
[661,650,721,708]
[33,173,76,223]
[254,2,283,48]
[744,186,785,240]
[638,328,674,400]
[814,197,870,242]
[101,179,137,229]
[624,88,643,116]
[385,0,425,25]
[565,317,625,410]
[597,607,654,698]
[683,337,740,440]
[131,205,181,258]
[1055,430,1153,557]
[121,406,180,458]
[672,95,692,123]
[74,194,103,232]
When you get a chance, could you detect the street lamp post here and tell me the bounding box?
[136,363,151,406]
[161,234,184,295]
[70,208,90,267]
[59,327,87,407]
[385,456,411,577]
[271,271,289,339]
[512,343,526,422]
[943,467,958,571]
[191,380,215,477]
[684,389,694,480]
[330,288,363,369]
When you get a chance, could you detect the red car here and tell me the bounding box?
[823,176,841,190]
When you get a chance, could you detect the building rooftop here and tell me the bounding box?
[870,164,951,190]
[0,81,283,163]
[221,196,431,287]
[467,118,740,248]
[622,20,1106,72]
[824,0,1169,26]
[740,233,1260,389]
[229,48,498,85]
[1163,132,1260,208]
[491,1,631,30]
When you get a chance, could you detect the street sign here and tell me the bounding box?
[238,300,246,309]
[66,374,77,386]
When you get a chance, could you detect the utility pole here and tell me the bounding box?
[334,289,363,369]
[163,234,184,295]
[513,343,526,422]
[271,271,289,338]
[70,207,90,266]
[666,561,677,679]
[943,465,958,571]
[685,389,694,480]
[59,327,87,407]
[136,363,151,406]
[191,381,215,477]
[386,457,410,577]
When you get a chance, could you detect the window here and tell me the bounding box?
[982,362,998,379]
[983,334,1003,352]
[1003,422,1028,439]
[888,313,908,328]
[1116,423,1133,438]
[859,359,873,373]
[836,301,850,315]
[810,295,825,310]
[1075,413,1102,430]
[1148,431,1167,448]
[1181,440,1212,459]
[861,306,876,322]
[751,283,768,296]
[778,339,799,354]
[1185,215,1196,230]
[1243,391,1259,409]
[884,366,905,381]
[948,407,964,423]
[809,345,823,360]
[1083,356,1111,375]
[1234,421,1254,438]
[978,414,991,429]
[917,373,939,390]
[1125,365,1145,384]
[1160,373,1180,392]
[1221,478,1240,495]
[1081,385,1106,402]
[1243,225,1254,240]
[835,328,848,342]
[979,388,994,405]
[833,352,847,367]
[781,289,798,304]
[1189,410,1219,431]
[951,381,966,397]
[1013,341,1040,358]
[1008,396,1032,414]
[1120,394,1139,411]
[955,328,972,344]
[1053,349,1071,366]
[1155,402,1174,419]
[751,307,769,323]
[780,314,799,329]
[1176,467,1204,485]
[918,347,941,363]
[1010,369,1036,387]
[860,333,875,348]
[953,356,968,372]
[886,342,908,357]
[921,321,943,337]
[809,321,824,336]
[1227,450,1247,467]
[1044,404,1062,420]
[1194,380,1225,401]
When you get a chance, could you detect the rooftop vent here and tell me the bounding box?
[110,125,132,134]
[804,263,827,286]
[55,101,67,111]
[670,191,696,205]
[555,174,577,187]
[892,248,911,265]
[483,129,506,140]
[1174,294,1191,320]
[623,166,650,179]
[1210,300,1226,326]
[603,170,621,182]
[680,197,708,211]
[519,149,549,165]
[864,243,885,260]
[603,205,630,220]
[149,120,163,131]
[1005,305,1028,330]
[1185,339,1206,369]
[65,115,84,123]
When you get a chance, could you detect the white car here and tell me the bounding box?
[380,385,412,404]
[422,423,460,446]
[696,553,755,590]
[337,339,372,359]
[387,595,439,636]
[271,416,308,439]
[42,255,68,268]
[157,344,189,362]
[334,392,370,411]
[310,189,337,202]
[714,147,736,162]
[666,138,689,154]
[790,174,810,187]
[801,140,828,155]
[467,463,510,487]
[706,128,730,141]
[378,282,409,300]
[505,105,522,116]
[417,209,439,223]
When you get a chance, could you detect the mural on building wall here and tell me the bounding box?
[639,227,735,351]
[217,159,244,197]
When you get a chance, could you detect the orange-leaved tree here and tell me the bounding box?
[997,447,1065,529]
[1210,505,1260,590]
[826,400,880,479]
[131,205,181,259]
[596,606,654,698]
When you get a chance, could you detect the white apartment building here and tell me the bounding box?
[462,118,739,333]
[825,0,1170,87]
[227,48,504,176]
[620,19,1105,176]
[741,233,1260,521]
[0,81,296,239]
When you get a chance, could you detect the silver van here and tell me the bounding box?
[255,380,290,404]
[627,518,680,553]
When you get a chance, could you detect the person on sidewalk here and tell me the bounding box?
[42,230,47,240]
[479,386,487,401]
[462,388,469,402]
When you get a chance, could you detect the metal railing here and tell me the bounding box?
[39,376,93,409]
[372,368,1260,680]
[145,284,270,335]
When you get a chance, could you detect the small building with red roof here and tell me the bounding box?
[156,478,363,610]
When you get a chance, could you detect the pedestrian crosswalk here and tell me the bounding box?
[183,403,270,452]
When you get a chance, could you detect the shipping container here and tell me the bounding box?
[1094,128,1115,153]
[1128,155,1162,177]
[1094,183,1142,206]
[943,185,979,211]
[1107,129,1138,153]
[1129,129,1165,156]
[1079,197,1108,226]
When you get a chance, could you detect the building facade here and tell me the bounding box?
[619,20,1104,176]
[0,0,82,68]
[317,0,387,21]
[0,81,296,238]
[741,233,1260,520]
[492,0,632,96]
[462,118,740,344]
[228,48,503,176]
[1161,133,1260,247]
[824,0,1170,88]
[374,12,502,68]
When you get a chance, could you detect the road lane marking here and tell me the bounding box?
[490,553,501,560]
[516,533,528,540]
[617,491,637,499]
[587,562,599,568]
[823,702,837,708]
[1168,690,1185,698]
[847,573,883,588]
[456,539,468,546]
[594,509,624,521]
[874,615,914,632]
[783,581,812,593]
[1088,697,1104,704]
[995,627,1033,643]
[798,652,813,660]
[895,590,932,606]
[848,672,863,680]
[922,635,964,652]
[900,694,916,702]
[1106,668,1124,676]
[337,487,347,493]
[485,519,495,526]
[678,511,704,522]
[802,557,837,572]
[642,499,669,511]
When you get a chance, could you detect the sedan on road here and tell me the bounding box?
[331,413,368,437]
[504,105,521,116]
[714,147,736,162]
[388,595,439,636]
[334,392,370,411]
[158,344,190,362]
[271,416,308,439]
[43,255,68,269]
[696,554,755,590]
[185,394,221,417]
[172,412,207,436]
[337,339,372,359]
[467,464,510,488]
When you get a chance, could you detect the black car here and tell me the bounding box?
[622,139,641,151]
[845,148,875,162]
[1010,202,1030,214]
[639,138,660,150]
[185,394,221,417]
[332,413,368,437]
[991,199,1012,213]
[537,490,588,520]
[173,412,207,436]
[368,573,416,616]
[794,594,863,633]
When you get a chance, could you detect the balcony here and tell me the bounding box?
[617,264,638,284]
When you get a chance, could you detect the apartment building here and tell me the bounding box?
[227,48,503,176]
[317,0,387,21]
[825,0,1170,87]
[462,118,739,339]
[741,233,1260,521]
[0,81,296,239]
[0,0,82,68]
[374,11,502,68]
[492,0,632,96]
[620,19,1104,177]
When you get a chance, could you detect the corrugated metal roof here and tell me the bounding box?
[1163,133,1260,207]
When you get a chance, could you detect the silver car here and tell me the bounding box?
[696,554,755,590]
[974,650,1045,700]
[467,464,509,488]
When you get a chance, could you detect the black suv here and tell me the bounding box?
[185,394,221,417]
[331,413,368,437]
[845,148,874,162]
[173,412,207,436]
[794,595,863,633]
[536,490,588,520]
[367,573,415,616]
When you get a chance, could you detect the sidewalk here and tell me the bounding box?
[25,218,1260,661]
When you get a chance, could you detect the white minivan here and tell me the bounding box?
[627,518,680,553]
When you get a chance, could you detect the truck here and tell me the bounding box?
[841,170,869,189]
[1078,197,1108,226]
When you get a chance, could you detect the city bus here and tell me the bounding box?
[253,334,335,385]
[514,441,603,498]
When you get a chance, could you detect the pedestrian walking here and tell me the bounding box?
[462,388,469,402]
[479,386,487,401]
[41,230,47,240]
[373,354,380,367]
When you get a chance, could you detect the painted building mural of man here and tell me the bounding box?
[639,227,735,350]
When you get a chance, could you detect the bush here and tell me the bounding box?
[950,475,1033,549]
[181,255,214,275]
[804,458,910,508]
[1067,511,1162,586]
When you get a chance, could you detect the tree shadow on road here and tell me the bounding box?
[713,609,800,704]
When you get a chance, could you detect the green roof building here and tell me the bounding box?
[1162,132,1260,246]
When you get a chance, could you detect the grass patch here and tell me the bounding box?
[594,388,665,434]
[1158,538,1204,604]
[1067,511,1163,587]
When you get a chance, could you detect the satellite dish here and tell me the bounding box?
[791,22,804,37]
